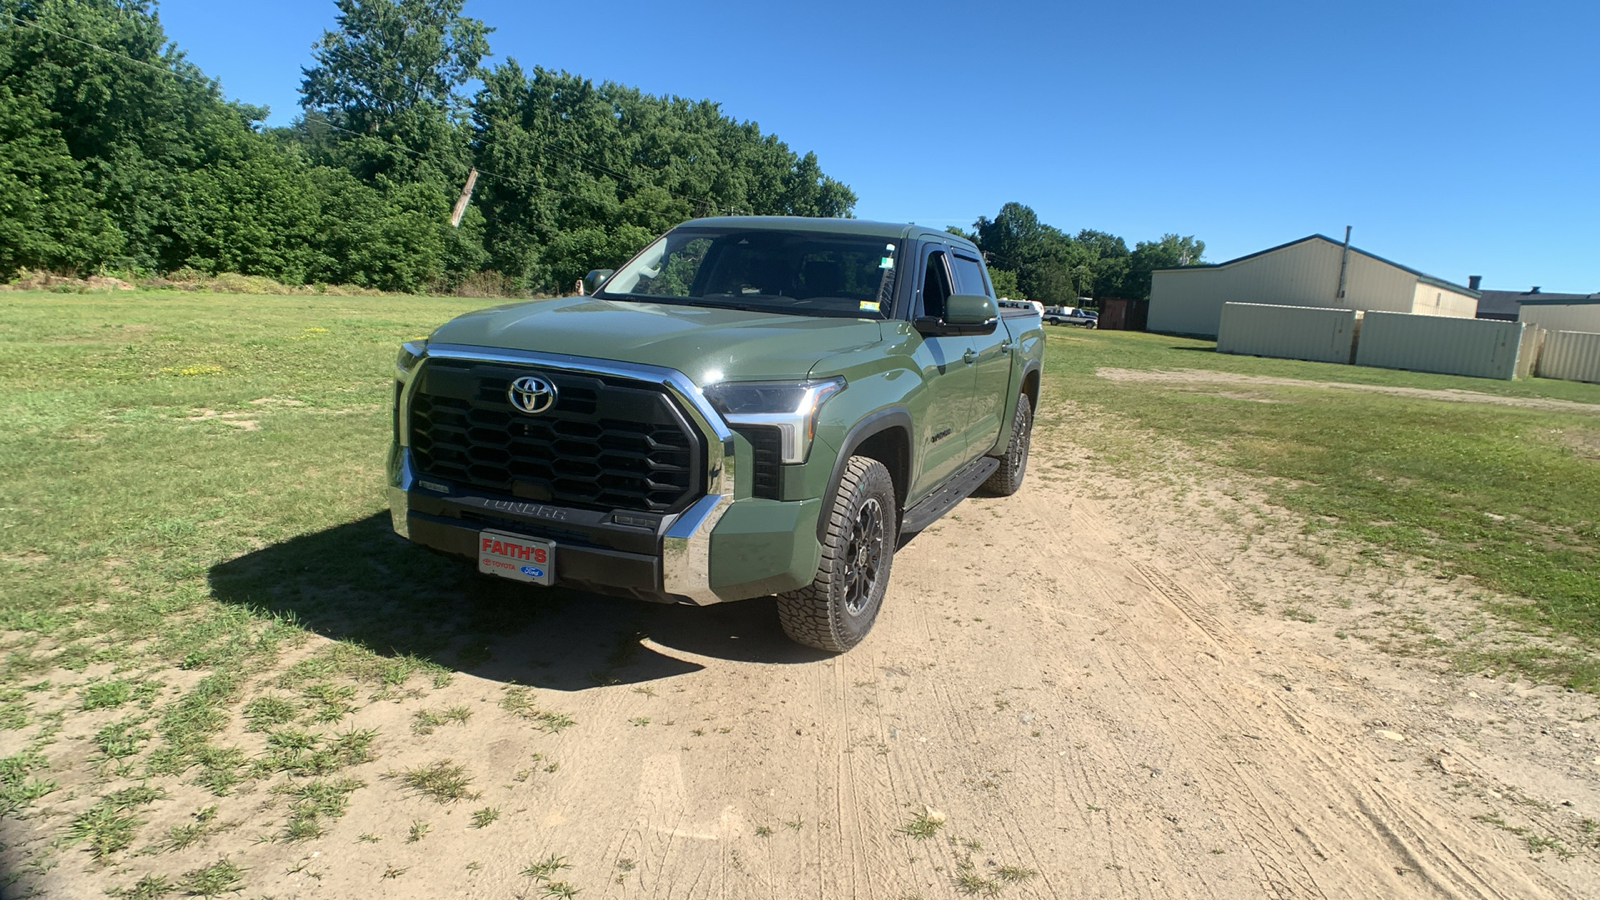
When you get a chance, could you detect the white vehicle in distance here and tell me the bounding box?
[1042,306,1098,328]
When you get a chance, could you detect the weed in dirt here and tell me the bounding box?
[70,786,167,858]
[1526,834,1573,859]
[107,872,176,899]
[900,809,946,839]
[407,820,430,843]
[954,868,1001,896]
[542,881,580,899]
[471,806,501,828]
[250,726,375,778]
[161,805,219,851]
[382,865,407,879]
[94,716,154,759]
[755,825,773,837]
[632,685,656,698]
[179,859,243,897]
[997,864,1037,883]
[523,854,571,880]
[81,678,160,711]
[242,696,298,731]
[302,682,357,722]
[501,686,577,732]
[280,777,363,840]
[395,759,476,803]
[0,748,57,815]
[192,745,246,796]
[785,817,804,831]
[413,704,472,734]
[630,716,651,727]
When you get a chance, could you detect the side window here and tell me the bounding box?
[950,254,991,298]
[920,250,952,319]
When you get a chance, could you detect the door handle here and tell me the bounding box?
[963,348,977,365]
[999,340,1013,353]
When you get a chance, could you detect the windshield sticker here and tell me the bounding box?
[879,257,894,269]
[859,300,881,313]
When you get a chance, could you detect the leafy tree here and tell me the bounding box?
[988,268,1023,300]
[1126,234,1205,300]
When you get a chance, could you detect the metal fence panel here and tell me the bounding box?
[1538,330,1600,385]
[1355,312,1523,380]
[1216,303,1358,365]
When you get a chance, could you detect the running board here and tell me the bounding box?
[899,457,999,535]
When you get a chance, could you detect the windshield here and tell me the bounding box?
[597,227,901,319]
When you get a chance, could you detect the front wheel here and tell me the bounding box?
[980,393,1032,497]
[777,456,897,652]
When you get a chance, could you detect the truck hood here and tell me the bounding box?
[430,296,886,384]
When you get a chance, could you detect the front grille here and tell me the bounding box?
[739,426,783,500]
[409,360,703,514]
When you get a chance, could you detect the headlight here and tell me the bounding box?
[702,377,845,464]
[396,340,428,380]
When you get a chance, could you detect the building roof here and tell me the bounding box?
[1479,289,1600,317]
[1153,234,1480,297]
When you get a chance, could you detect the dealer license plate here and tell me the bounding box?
[477,530,556,585]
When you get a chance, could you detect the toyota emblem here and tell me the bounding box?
[507,375,557,415]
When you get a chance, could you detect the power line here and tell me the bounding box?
[3,11,752,216]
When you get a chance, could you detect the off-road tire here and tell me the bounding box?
[777,456,897,652]
[980,393,1032,497]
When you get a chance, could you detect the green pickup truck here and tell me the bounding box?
[389,217,1044,651]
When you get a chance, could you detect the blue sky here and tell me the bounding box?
[154,0,1599,293]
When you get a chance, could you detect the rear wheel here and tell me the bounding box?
[980,393,1032,496]
[777,456,897,652]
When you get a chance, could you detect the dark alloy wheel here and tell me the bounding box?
[778,456,897,652]
[980,392,1032,497]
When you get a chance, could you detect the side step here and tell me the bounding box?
[899,456,1000,535]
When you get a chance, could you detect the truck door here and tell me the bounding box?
[907,244,976,500]
[949,251,1012,456]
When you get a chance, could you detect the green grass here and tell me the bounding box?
[1046,329,1600,687]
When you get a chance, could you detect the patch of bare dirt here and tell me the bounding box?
[1099,367,1600,414]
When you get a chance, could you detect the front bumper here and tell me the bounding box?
[389,345,823,604]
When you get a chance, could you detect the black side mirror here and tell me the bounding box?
[583,268,614,295]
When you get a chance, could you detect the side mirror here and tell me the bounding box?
[916,294,998,336]
[583,268,614,295]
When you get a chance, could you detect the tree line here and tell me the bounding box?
[0,0,1198,300]
[952,203,1205,306]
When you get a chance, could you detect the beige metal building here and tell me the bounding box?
[1148,235,1479,338]
[1519,296,1600,333]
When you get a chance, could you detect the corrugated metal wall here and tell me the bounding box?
[1538,331,1600,384]
[1355,312,1524,380]
[1149,240,1346,337]
[1520,302,1600,333]
[1146,237,1469,338]
[1217,303,1358,364]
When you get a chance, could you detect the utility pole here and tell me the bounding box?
[449,168,479,228]
[1334,225,1352,304]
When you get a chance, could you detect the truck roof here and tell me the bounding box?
[682,216,977,252]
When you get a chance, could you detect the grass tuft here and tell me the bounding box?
[394,759,477,803]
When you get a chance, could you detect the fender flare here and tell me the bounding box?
[817,407,913,542]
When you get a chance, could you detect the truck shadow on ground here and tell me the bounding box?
[208,513,831,692]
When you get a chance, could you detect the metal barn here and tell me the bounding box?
[1148,235,1479,338]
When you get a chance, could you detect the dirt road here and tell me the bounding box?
[25,407,1600,898]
